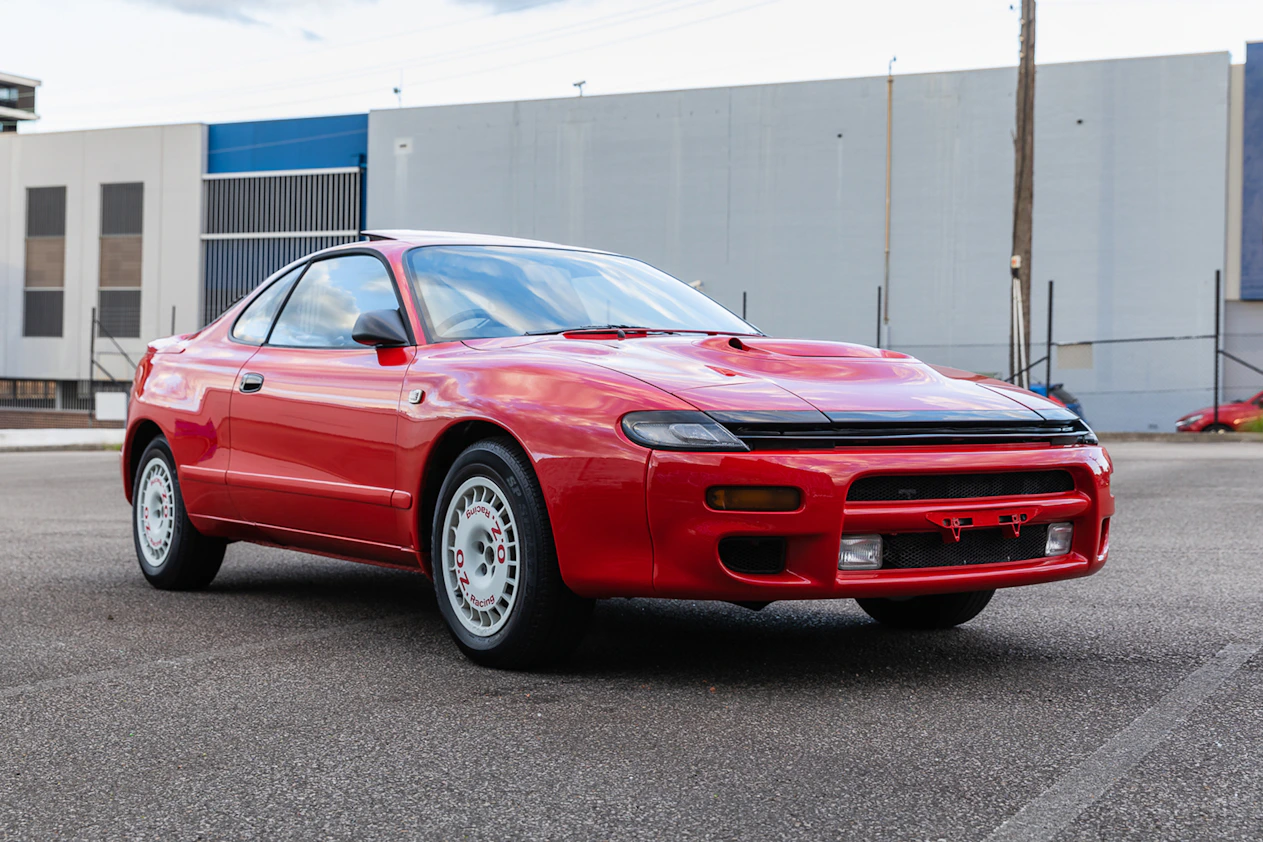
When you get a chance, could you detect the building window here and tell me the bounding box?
[23,186,66,338]
[99,182,143,338]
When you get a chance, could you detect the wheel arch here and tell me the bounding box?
[124,418,165,503]
[416,419,529,573]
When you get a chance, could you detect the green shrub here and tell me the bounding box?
[1239,416,1263,434]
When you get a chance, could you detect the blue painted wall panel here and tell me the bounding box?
[207,114,368,173]
[1243,43,1263,300]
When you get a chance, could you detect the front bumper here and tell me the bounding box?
[645,444,1113,600]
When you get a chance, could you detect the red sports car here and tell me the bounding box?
[1174,391,1263,433]
[122,231,1114,668]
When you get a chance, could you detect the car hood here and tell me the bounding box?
[462,335,1066,418]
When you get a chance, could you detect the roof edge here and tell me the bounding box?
[0,71,41,88]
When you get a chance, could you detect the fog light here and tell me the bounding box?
[707,486,801,512]
[839,534,883,570]
[1045,522,1074,556]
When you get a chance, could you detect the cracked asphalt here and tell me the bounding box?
[1,443,1260,841]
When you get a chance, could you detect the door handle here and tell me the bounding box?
[240,373,264,393]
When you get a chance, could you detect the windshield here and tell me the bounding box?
[404,245,755,342]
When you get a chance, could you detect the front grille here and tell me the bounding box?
[847,470,1074,502]
[719,536,786,574]
[708,410,1096,449]
[881,525,1050,569]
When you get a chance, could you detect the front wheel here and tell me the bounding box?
[431,438,593,669]
[132,436,226,590]
[857,589,994,629]
[1203,424,1232,434]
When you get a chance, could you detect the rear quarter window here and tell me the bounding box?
[231,266,303,345]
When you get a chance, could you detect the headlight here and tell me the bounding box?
[621,411,749,451]
[1177,413,1203,427]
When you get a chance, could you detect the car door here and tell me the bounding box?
[226,251,416,562]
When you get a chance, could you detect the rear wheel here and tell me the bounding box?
[132,436,226,590]
[857,589,994,629]
[431,438,592,669]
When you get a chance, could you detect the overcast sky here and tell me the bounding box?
[8,0,1263,133]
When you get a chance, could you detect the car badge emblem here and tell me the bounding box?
[408,389,425,405]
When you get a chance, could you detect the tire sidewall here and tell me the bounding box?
[132,438,187,586]
[431,442,547,658]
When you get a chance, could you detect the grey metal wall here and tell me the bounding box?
[367,53,1230,431]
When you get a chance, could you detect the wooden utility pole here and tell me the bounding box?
[1010,0,1036,380]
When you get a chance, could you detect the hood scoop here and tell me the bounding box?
[708,336,908,360]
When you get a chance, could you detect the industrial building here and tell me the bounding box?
[0,71,39,133]
[0,116,365,417]
[1,48,1261,430]
[369,50,1259,432]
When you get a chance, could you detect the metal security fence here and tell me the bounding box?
[0,379,131,429]
[200,167,362,325]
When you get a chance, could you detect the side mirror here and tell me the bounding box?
[352,309,409,347]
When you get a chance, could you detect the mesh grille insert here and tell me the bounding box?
[718,537,786,575]
[847,470,1074,502]
[881,525,1051,569]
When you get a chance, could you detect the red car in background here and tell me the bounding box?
[1175,391,1263,433]
[122,231,1114,669]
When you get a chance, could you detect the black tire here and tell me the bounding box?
[431,437,593,669]
[131,436,225,590]
[857,589,995,629]
[1203,424,1232,434]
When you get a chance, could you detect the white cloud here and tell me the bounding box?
[131,0,375,26]
[448,0,565,12]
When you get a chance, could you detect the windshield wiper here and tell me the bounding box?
[525,324,659,336]
[524,325,749,336]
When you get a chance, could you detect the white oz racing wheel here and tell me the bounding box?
[137,456,176,568]
[441,476,521,636]
[430,438,593,669]
[131,436,225,590]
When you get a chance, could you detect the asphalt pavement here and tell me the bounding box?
[1,443,1260,841]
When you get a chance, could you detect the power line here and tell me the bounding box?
[59,5,507,98]
[206,127,367,157]
[59,0,710,111]
[186,0,783,122]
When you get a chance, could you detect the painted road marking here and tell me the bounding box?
[985,641,1261,842]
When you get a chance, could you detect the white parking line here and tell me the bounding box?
[0,615,409,700]
[984,641,1261,842]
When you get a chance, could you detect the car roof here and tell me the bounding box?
[360,229,611,254]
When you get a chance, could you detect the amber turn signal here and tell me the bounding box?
[706,486,802,512]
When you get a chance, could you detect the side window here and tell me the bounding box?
[269,255,402,348]
[231,266,303,345]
